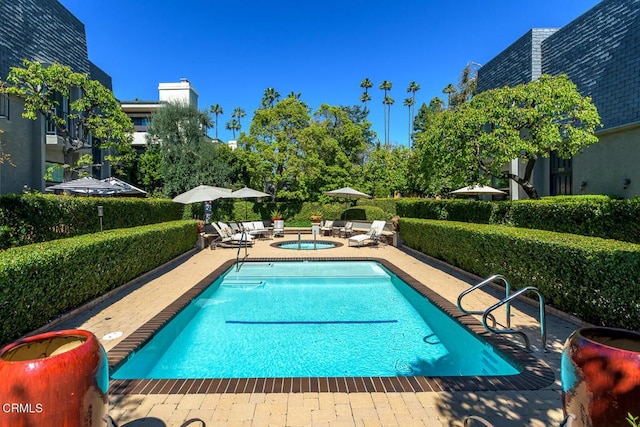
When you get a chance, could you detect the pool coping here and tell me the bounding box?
[270,240,344,249]
[108,257,554,394]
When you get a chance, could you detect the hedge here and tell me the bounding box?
[0,194,183,249]
[0,220,197,345]
[396,196,640,244]
[399,217,640,330]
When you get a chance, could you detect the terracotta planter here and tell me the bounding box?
[561,326,640,427]
[0,329,109,427]
[310,215,322,223]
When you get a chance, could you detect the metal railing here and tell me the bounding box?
[235,230,250,271]
[481,286,547,352]
[457,274,512,328]
[457,274,547,352]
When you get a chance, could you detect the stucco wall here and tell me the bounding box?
[573,125,640,197]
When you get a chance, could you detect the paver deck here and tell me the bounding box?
[40,233,587,426]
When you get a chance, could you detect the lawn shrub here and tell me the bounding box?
[0,220,197,345]
[0,194,183,249]
[399,218,640,330]
[357,198,397,218]
[396,196,640,244]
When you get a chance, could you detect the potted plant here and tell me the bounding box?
[310,212,322,223]
[271,209,283,220]
[0,329,109,425]
[561,326,640,426]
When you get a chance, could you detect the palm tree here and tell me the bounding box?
[209,104,224,140]
[261,87,280,109]
[443,84,456,109]
[403,97,415,147]
[231,107,246,133]
[360,78,373,111]
[225,119,240,139]
[287,91,301,99]
[379,80,392,145]
[383,94,394,146]
[406,81,420,118]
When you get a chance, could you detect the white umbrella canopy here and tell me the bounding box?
[324,186,372,199]
[230,186,270,220]
[230,186,270,199]
[172,185,232,204]
[450,184,507,196]
[325,186,372,219]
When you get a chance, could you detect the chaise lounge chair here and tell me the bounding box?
[347,220,386,247]
[211,222,254,248]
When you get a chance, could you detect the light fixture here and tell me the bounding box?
[623,178,631,189]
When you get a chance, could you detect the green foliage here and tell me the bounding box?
[146,102,231,198]
[0,194,182,249]
[414,74,602,198]
[400,218,640,329]
[4,59,133,181]
[0,220,196,345]
[396,196,640,244]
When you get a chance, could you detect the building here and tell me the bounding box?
[0,0,115,194]
[477,0,640,199]
[120,78,200,153]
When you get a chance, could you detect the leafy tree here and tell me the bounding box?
[209,103,224,140]
[362,145,411,197]
[3,59,133,181]
[415,74,602,198]
[147,101,230,197]
[239,96,310,200]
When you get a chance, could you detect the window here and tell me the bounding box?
[0,93,8,119]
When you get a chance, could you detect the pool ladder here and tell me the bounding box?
[457,274,547,352]
[235,230,250,272]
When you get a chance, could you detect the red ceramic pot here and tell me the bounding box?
[0,329,109,427]
[561,326,640,427]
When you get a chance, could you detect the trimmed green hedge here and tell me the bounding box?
[0,220,197,345]
[396,196,640,244]
[0,194,183,249]
[399,217,640,330]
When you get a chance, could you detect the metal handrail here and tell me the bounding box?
[482,286,547,352]
[235,230,250,271]
[457,274,511,328]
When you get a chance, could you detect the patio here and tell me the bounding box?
[41,233,586,426]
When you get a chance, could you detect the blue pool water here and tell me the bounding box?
[112,261,520,379]
[277,241,336,250]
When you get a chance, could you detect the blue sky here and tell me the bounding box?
[59,0,601,147]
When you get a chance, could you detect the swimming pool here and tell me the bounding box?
[113,260,519,379]
[108,257,555,393]
[273,240,339,250]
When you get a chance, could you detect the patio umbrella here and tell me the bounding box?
[324,186,372,199]
[100,177,147,196]
[172,185,232,204]
[324,186,372,218]
[46,177,123,195]
[229,186,270,220]
[450,184,506,196]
